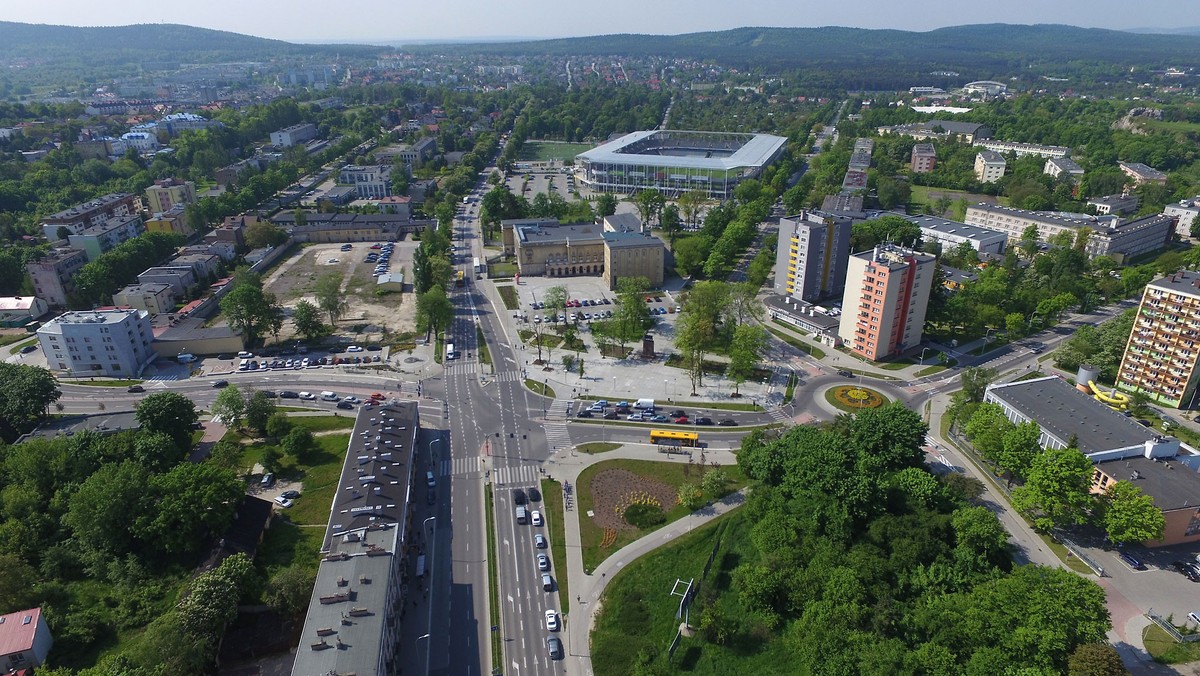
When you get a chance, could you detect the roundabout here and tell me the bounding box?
[825,384,890,412]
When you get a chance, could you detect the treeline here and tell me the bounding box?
[70,232,185,309]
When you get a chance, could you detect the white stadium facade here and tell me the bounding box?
[574,129,788,199]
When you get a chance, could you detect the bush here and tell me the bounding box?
[623,503,666,529]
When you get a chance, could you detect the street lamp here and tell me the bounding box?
[985,328,997,344]
[919,347,931,366]
[430,438,442,463]
[422,516,437,676]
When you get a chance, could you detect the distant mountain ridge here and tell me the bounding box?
[407,23,1200,72]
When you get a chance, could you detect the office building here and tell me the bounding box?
[40,193,141,241]
[974,151,1006,183]
[68,215,145,261]
[290,403,420,676]
[838,244,936,360]
[1116,271,1200,409]
[0,607,53,671]
[964,204,1172,263]
[144,177,197,213]
[37,308,156,377]
[773,211,853,302]
[976,139,1070,159]
[26,248,89,308]
[575,129,787,199]
[910,143,936,173]
[900,213,1007,255]
[501,219,666,291]
[1044,157,1085,182]
[603,230,666,290]
[270,123,318,148]
[338,165,393,199]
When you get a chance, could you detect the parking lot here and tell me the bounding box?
[262,240,417,342]
[505,168,578,202]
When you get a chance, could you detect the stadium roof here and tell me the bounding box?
[577,129,787,171]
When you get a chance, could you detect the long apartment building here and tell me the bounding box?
[964,203,1174,263]
[26,248,89,307]
[39,192,141,241]
[838,244,936,361]
[773,211,853,302]
[1116,271,1200,408]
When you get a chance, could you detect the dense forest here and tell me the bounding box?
[593,404,1117,675]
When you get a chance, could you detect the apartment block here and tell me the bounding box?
[976,139,1070,159]
[1165,198,1200,239]
[67,215,145,261]
[910,143,936,173]
[338,164,393,199]
[838,244,936,361]
[1120,161,1167,186]
[773,211,853,302]
[26,248,89,307]
[144,177,197,213]
[37,308,156,377]
[1116,271,1200,408]
[900,214,1007,255]
[1044,156,1085,182]
[963,204,1172,262]
[112,282,177,316]
[40,192,141,241]
[145,204,193,237]
[1088,193,1139,216]
[270,123,318,148]
[974,151,1006,183]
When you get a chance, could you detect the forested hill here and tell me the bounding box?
[0,22,380,65]
[417,23,1200,71]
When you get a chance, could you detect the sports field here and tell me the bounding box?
[517,141,594,163]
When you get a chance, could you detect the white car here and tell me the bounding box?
[299,392,316,400]
[237,351,253,359]
[545,609,559,631]
[531,510,543,526]
[273,496,293,508]
[344,396,361,404]
[346,345,364,352]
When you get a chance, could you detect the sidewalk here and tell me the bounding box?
[543,444,743,676]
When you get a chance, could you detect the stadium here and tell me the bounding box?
[574,129,788,199]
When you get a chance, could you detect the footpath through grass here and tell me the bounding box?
[577,458,746,573]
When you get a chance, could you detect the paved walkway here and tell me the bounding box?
[542,444,743,676]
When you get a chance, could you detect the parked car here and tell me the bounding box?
[537,553,550,571]
[280,490,301,500]
[718,419,737,427]
[545,609,559,631]
[531,510,544,526]
[695,417,714,425]
[273,496,293,508]
[346,345,364,352]
[336,401,354,410]
[279,390,300,399]
[1172,561,1200,581]
[19,344,37,354]
[212,380,229,388]
[535,534,548,549]
[126,385,145,393]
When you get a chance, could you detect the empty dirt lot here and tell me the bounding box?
[262,240,418,343]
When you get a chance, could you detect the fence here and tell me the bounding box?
[1147,608,1200,643]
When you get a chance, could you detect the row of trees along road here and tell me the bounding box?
[950,367,1166,545]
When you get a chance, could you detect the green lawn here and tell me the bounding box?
[767,322,827,359]
[6,337,36,354]
[476,325,492,366]
[517,141,594,163]
[665,353,727,376]
[489,262,519,278]
[289,416,357,433]
[578,458,745,573]
[1143,624,1200,663]
[541,478,569,606]
[914,358,957,377]
[496,284,520,310]
[284,433,352,525]
[579,442,622,454]
[70,378,143,387]
[485,489,502,672]
[525,379,557,398]
[255,519,325,575]
[0,333,34,348]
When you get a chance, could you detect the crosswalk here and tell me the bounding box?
[543,419,572,452]
[546,398,572,420]
[492,371,521,382]
[445,362,477,376]
[492,464,541,487]
[767,406,793,426]
[441,455,482,478]
[145,373,183,381]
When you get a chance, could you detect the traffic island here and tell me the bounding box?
[825,385,889,413]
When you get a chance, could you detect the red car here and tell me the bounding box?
[673,416,689,424]
[370,392,386,401]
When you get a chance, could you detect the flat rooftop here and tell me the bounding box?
[1148,270,1200,298]
[1099,455,1200,512]
[901,213,1007,242]
[516,222,605,246]
[986,377,1157,454]
[578,129,787,171]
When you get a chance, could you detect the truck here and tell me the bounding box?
[633,398,655,410]
[515,505,529,524]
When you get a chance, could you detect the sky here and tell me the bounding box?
[0,0,1187,44]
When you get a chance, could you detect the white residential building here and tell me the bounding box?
[974,151,1006,183]
[270,123,318,148]
[899,213,1008,255]
[37,308,156,377]
[1044,157,1085,181]
[1165,198,1200,239]
[338,164,393,199]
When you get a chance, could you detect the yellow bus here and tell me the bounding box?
[455,270,465,286]
[649,429,699,447]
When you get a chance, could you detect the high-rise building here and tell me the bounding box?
[838,244,936,361]
[144,177,197,213]
[37,308,155,377]
[910,143,937,173]
[974,151,1007,183]
[773,211,853,302]
[1116,270,1200,408]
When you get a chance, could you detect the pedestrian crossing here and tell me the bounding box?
[441,456,482,477]
[145,373,183,381]
[492,464,541,487]
[445,362,477,376]
[543,419,572,452]
[546,398,572,421]
[492,371,521,382]
[767,406,793,426]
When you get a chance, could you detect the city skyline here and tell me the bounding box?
[1,0,1190,44]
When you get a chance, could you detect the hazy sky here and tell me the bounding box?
[1,0,1185,43]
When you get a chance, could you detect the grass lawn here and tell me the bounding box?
[541,478,569,606]
[518,141,594,163]
[289,416,357,433]
[70,378,143,387]
[767,322,827,359]
[526,379,556,398]
[910,184,1005,208]
[0,332,34,347]
[577,458,746,573]
[278,433,352,526]
[255,519,325,575]
[489,262,519,278]
[665,353,727,376]
[6,337,36,354]
[476,325,492,366]
[914,358,957,377]
[591,510,795,676]
[824,385,890,413]
[1144,624,1200,663]
[579,442,622,454]
[485,489,502,672]
[496,284,520,310]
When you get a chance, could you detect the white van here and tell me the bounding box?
[320,391,339,401]
[633,398,655,410]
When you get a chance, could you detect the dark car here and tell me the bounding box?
[216,354,233,360]
[280,490,301,500]
[327,346,345,354]
[837,369,854,378]
[513,489,527,505]
[528,487,541,502]
[546,637,564,660]
[576,410,594,418]
[126,385,145,393]
[336,400,354,410]
[718,419,737,427]
[695,417,714,425]
[1172,561,1200,581]
[1118,550,1144,570]
[366,344,383,351]
[279,390,300,399]
[670,410,686,418]
[603,411,619,420]
[212,380,229,388]
[19,344,37,354]
[261,390,277,398]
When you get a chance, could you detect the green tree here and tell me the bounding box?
[849,401,930,471]
[243,221,287,249]
[998,421,1042,484]
[291,299,327,341]
[281,427,317,463]
[135,391,199,454]
[416,286,454,337]
[220,276,283,346]
[727,324,767,396]
[963,403,1014,464]
[678,481,703,510]
[265,412,292,440]
[140,463,243,556]
[0,554,37,615]
[951,505,1010,573]
[0,363,61,442]
[672,235,710,277]
[1013,446,1096,531]
[1067,643,1129,676]
[314,272,349,327]
[543,285,568,327]
[728,281,765,326]
[595,193,618,218]
[177,552,255,642]
[134,431,186,473]
[211,384,247,429]
[660,203,682,247]
[1101,481,1165,545]
[632,189,666,228]
[267,564,317,616]
[244,389,276,435]
[1018,224,1041,260]
[64,461,150,556]
[677,190,707,229]
[960,367,998,403]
